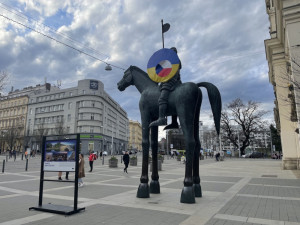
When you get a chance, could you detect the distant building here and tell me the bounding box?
[128,120,142,151]
[265,0,300,169]
[26,79,129,154]
[0,83,56,152]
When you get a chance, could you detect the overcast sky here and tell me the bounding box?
[0,0,274,136]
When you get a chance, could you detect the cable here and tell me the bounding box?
[0,5,126,71]
[0,2,112,60]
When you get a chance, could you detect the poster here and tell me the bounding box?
[44,139,77,172]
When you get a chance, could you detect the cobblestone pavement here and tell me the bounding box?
[1,154,300,225]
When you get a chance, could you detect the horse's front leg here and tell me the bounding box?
[150,126,160,194]
[137,120,150,198]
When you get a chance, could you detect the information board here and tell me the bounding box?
[44,139,77,172]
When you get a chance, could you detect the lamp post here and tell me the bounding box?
[236,130,240,157]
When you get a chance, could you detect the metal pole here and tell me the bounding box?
[25,158,28,171]
[2,160,5,173]
[111,135,113,156]
[166,130,169,155]
[237,131,240,158]
[161,19,164,48]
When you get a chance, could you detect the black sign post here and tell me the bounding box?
[29,134,85,215]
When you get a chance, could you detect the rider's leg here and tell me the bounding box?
[164,115,179,130]
[149,90,170,127]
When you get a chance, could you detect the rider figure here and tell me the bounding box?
[149,47,182,127]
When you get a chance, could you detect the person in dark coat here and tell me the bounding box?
[123,151,130,173]
[78,153,85,187]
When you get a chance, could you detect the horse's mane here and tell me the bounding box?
[130,65,158,86]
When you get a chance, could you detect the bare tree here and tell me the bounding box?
[54,119,65,136]
[3,124,23,151]
[221,98,268,155]
[274,53,300,123]
[35,123,48,151]
[0,71,9,93]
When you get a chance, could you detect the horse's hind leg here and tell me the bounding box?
[178,112,196,203]
[150,126,160,194]
[193,92,202,197]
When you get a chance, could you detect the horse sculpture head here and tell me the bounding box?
[117,66,134,91]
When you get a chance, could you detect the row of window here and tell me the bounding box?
[33,90,95,103]
[32,127,71,136]
[35,116,64,124]
[0,117,25,128]
[0,107,26,117]
[0,99,27,108]
[35,104,64,113]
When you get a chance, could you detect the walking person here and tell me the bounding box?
[78,153,85,187]
[123,151,130,173]
[58,171,69,180]
[88,151,96,172]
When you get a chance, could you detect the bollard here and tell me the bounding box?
[2,160,5,173]
[25,158,28,171]
[6,155,8,162]
[21,154,24,160]
[102,155,104,165]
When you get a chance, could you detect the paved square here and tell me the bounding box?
[1,155,300,225]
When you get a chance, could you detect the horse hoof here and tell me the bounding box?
[180,186,195,204]
[193,183,202,197]
[150,180,160,194]
[137,183,150,198]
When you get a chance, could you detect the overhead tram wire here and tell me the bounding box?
[0,8,125,71]
[0,2,112,61]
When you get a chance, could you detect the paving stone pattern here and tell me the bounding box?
[1,155,300,225]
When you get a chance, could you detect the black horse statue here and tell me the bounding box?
[117,66,221,203]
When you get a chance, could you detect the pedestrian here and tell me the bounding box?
[123,151,130,173]
[88,151,96,172]
[58,171,69,180]
[100,151,103,159]
[78,153,85,187]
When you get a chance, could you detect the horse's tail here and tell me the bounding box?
[197,82,222,135]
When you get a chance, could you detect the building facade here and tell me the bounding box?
[128,120,142,151]
[265,0,300,169]
[0,83,55,152]
[26,79,129,155]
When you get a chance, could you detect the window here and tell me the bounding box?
[30,108,33,115]
[68,114,71,122]
[68,102,72,109]
[90,127,94,133]
[70,92,73,96]
[91,113,94,120]
[92,101,95,107]
[83,90,86,94]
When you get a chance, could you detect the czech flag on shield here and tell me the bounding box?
[147,48,180,83]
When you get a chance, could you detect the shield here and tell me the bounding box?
[147,48,180,83]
